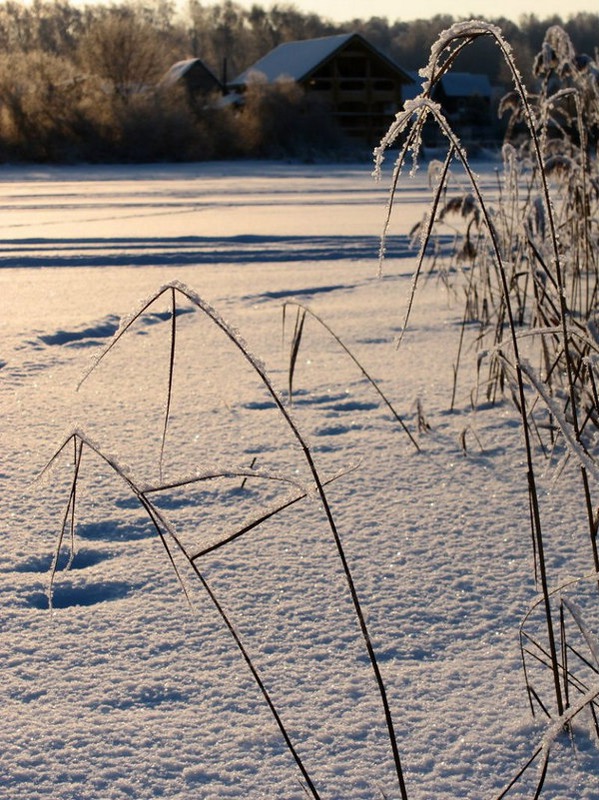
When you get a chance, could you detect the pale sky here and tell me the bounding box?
[229,0,596,24]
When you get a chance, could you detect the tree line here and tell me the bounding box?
[0,0,597,162]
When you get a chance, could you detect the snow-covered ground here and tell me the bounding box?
[2,158,598,800]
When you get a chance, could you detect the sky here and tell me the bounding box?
[228,0,596,23]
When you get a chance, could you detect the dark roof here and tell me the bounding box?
[229,32,413,88]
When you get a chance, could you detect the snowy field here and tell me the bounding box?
[2,158,599,800]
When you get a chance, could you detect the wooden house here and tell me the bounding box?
[228,33,414,145]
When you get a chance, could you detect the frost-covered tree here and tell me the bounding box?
[77,5,175,103]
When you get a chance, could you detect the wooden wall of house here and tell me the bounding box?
[304,40,407,145]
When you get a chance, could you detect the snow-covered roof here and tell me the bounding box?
[439,72,492,98]
[161,58,221,90]
[230,33,411,88]
[401,70,493,103]
[163,59,197,84]
[231,34,352,86]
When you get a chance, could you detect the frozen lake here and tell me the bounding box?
[2,157,598,800]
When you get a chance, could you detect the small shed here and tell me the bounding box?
[229,33,414,145]
[162,58,223,99]
[403,69,497,144]
[433,72,493,127]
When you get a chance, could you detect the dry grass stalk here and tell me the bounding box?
[43,281,410,800]
[375,19,599,795]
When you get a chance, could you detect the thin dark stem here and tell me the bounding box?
[187,471,347,560]
[391,146,455,354]
[48,434,84,605]
[379,49,566,716]
[451,263,477,412]
[139,494,324,800]
[400,96,564,717]
[167,283,410,800]
[533,750,550,800]
[50,432,323,799]
[287,306,307,404]
[283,302,419,452]
[494,744,544,800]
[159,286,177,480]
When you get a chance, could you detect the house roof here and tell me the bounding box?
[403,70,493,102]
[402,70,424,101]
[161,58,222,90]
[439,72,493,98]
[229,32,412,88]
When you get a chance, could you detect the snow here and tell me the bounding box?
[2,158,599,800]
[229,34,354,86]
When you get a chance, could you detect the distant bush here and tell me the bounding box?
[234,74,344,159]
[0,52,346,163]
[99,86,211,162]
[0,50,89,161]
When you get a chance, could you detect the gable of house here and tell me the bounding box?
[229,33,414,145]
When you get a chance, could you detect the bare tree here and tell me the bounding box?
[77,5,175,103]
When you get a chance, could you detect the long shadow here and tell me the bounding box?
[0,234,452,268]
